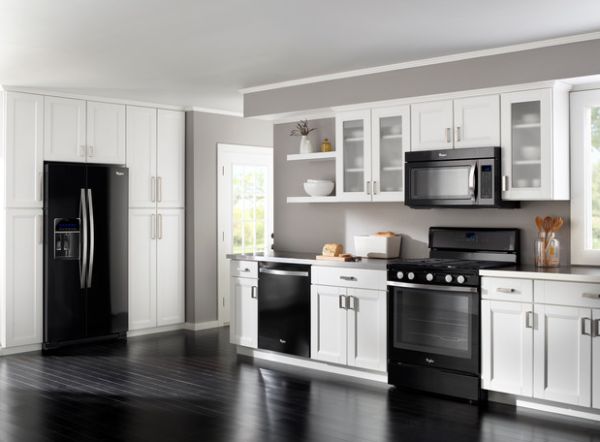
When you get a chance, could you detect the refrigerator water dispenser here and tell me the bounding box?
[54,218,80,259]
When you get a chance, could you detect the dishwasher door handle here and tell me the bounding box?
[259,268,309,277]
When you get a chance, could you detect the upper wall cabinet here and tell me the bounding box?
[127,106,157,208]
[3,92,44,208]
[86,101,126,164]
[411,95,500,151]
[500,86,569,201]
[336,106,409,202]
[44,97,126,164]
[44,96,86,162]
[157,110,185,208]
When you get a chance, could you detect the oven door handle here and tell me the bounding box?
[387,281,479,293]
[468,164,476,200]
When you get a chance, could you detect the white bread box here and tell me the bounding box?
[354,234,402,259]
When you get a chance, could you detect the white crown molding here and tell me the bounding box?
[187,106,243,117]
[239,31,600,94]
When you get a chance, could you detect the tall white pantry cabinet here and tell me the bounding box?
[0,90,186,350]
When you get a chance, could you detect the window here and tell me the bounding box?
[571,89,600,264]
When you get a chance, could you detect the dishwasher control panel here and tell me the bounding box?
[54,218,80,260]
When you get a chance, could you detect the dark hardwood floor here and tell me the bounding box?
[1,327,599,442]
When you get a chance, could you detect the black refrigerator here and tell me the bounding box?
[43,162,128,350]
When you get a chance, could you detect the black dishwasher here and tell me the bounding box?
[258,262,311,357]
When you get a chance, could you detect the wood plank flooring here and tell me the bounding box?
[0,327,599,441]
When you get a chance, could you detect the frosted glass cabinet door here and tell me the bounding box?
[335,110,372,202]
[371,106,410,202]
[501,89,552,200]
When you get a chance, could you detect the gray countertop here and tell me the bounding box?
[227,251,399,270]
[480,265,600,283]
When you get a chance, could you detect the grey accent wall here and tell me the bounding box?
[186,111,272,324]
[245,39,600,116]
[274,120,570,264]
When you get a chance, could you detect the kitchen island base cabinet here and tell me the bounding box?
[230,275,258,349]
[481,300,533,396]
[311,285,386,372]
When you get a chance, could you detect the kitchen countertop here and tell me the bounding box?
[480,265,600,283]
[227,251,400,270]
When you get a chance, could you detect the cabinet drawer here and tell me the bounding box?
[481,277,533,302]
[534,280,600,308]
[312,266,386,291]
[231,260,258,278]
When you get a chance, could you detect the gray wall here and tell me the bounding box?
[274,119,570,264]
[186,111,272,324]
[245,38,600,116]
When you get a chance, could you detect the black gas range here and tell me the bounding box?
[387,227,519,402]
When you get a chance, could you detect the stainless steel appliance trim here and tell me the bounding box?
[258,268,309,277]
[468,164,476,199]
[86,189,95,288]
[387,281,478,293]
[79,188,88,289]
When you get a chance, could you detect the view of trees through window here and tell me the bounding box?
[592,106,600,248]
[232,165,266,254]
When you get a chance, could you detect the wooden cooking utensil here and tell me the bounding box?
[543,216,553,233]
[535,216,544,233]
[552,217,564,232]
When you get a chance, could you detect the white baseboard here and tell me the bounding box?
[237,346,388,384]
[183,320,221,331]
[127,324,186,337]
[516,399,600,422]
[0,343,42,356]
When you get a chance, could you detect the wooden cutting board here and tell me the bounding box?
[315,255,355,262]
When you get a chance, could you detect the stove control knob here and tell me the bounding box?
[396,271,404,280]
[444,274,453,283]
[456,275,466,284]
[426,273,434,282]
[408,272,415,281]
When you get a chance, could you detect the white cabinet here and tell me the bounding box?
[593,309,600,409]
[371,106,410,202]
[3,92,44,208]
[533,304,591,407]
[335,110,372,202]
[157,109,185,208]
[128,208,185,330]
[127,106,157,208]
[500,86,569,200]
[411,95,500,151]
[44,97,126,164]
[128,209,157,331]
[156,209,185,326]
[454,95,500,148]
[411,100,453,150]
[481,300,533,396]
[2,209,43,347]
[311,284,347,364]
[336,107,408,202]
[230,262,258,348]
[311,284,386,372]
[86,101,126,164]
[44,96,86,162]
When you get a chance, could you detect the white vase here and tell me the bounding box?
[299,136,313,154]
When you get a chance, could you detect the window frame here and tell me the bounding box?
[570,89,600,265]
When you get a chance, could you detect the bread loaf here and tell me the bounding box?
[322,243,343,257]
[375,231,396,237]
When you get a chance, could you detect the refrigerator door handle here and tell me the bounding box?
[79,189,88,289]
[86,189,95,288]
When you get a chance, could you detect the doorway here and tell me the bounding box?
[217,143,273,325]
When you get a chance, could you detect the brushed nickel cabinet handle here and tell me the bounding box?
[339,294,347,309]
[496,287,516,294]
[525,311,534,329]
[501,175,509,192]
[151,214,156,239]
[456,126,462,142]
[340,276,357,281]
[251,286,257,299]
[582,293,600,299]
[582,317,592,336]
[445,128,452,143]
[151,176,156,202]
[158,214,163,239]
[593,319,600,338]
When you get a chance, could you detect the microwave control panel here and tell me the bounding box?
[480,164,493,199]
[54,218,80,260]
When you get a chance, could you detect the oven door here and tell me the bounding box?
[405,159,477,207]
[388,282,480,375]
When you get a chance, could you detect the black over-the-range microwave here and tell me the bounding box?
[404,147,519,208]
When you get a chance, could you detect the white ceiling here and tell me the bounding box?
[2,0,600,113]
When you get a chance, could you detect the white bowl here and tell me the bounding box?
[304,180,334,197]
[521,145,540,160]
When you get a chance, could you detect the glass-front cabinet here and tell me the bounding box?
[335,107,409,202]
[500,86,569,201]
[371,106,410,202]
[335,110,372,202]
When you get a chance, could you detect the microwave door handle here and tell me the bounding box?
[468,164,476,200]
